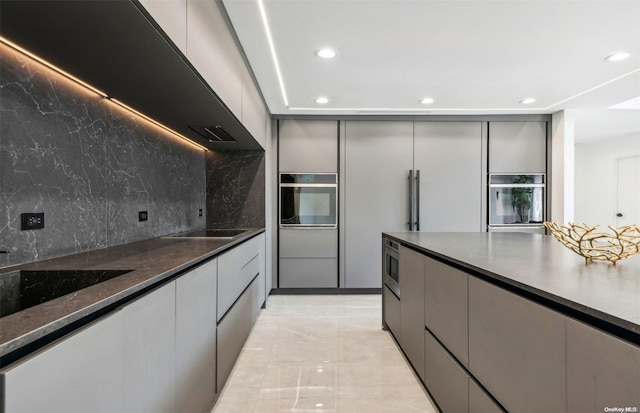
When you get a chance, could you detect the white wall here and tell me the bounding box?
[574,134,640,229]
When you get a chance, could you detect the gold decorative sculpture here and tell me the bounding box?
[544,222,640,265]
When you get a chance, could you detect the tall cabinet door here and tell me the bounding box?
[343,121,413,288]
[414,121,483,232]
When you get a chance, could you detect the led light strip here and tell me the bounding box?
[257,0,289,107]
[0,36,207,151]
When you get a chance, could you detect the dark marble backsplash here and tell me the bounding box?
[206,150,265,229]
[0,42,206,267]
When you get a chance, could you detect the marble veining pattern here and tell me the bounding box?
[212,295,437,413]
[206,150,265,229]
[0,42,205,267]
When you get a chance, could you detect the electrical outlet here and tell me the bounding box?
[139,211,148,222]
[198,209,203,217]
[21,212,45,230]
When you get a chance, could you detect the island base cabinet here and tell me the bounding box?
[399,245,425,381]
[468,277,566,412]
[1,310,125,413]
[383,286,400,339]
[217,276,260,393]
[424,329,469,413]
[176,259,218,413]
[469,379,504,413]
[567,319,640,412]
[122,281,177,413]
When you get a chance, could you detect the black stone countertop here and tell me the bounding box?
[384,232,640,343]
[0,228,265,359]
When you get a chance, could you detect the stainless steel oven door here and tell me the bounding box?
[279,174,338,228]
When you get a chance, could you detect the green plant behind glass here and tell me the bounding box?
[511,175,533,223]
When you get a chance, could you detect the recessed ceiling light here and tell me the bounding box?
[316,48,337,59]
[315,97,329,104]
[519,98,536,104]
[420,97,435,104]
[605,52,631,62]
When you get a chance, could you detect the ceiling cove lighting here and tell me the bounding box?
[608,95,640,110]
[257,0,289,107]
[315,97,329,104]
[0,36,206,151]
[420,97,435,104]
[519,98,536,104]
[605,52,631,62]
[316,48,337,59]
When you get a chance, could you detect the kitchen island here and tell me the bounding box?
[382,231,640,413]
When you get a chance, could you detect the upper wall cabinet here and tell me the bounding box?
[489,121,547,173]
[279,120,338,173]
[0,0,262,150]
[138,0,187,54]
[241,64,267,148]
[187,0,243,120]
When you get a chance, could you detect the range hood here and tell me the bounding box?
[0,0,263,151]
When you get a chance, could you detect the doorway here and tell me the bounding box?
[615,155,640,227]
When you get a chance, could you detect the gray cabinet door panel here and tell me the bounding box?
[217,277,258,392]
[2,310,125,413]
[176,259,217,413]
[468,277,566,412]
[280,228,337,258]
[488,121,546,173]
[123,282,177,413]
[469,379,504,413]
[279,258,337,288]
[399,245,425,381]
[424,256,469,367]
[414,121,483,232]
[344,121,414,288]
[567,319,640,412]
[279,120,338,173]
[383,285,401,340]
[424,329,469,413]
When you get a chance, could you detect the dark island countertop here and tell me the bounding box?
[384,232,640,343]
[0,228,264,360]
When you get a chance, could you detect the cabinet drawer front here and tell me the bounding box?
[279,258,337,288]
[424,256,469,367]
[567,319,640,411]
[383,286,401,340]
[218,236,262,321]
[469,379,504,413]
[424,329,469,413]
[279,228,337,258]
[468,277,566,412]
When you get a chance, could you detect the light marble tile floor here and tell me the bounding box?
[211,295,438,413]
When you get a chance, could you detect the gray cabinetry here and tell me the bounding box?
[399,245,425,381]
[279,228,337,288]
[383,285,401,339]
[186,0,243,118]
[278,120,338,173]
[469,380,504,413]
[344,121,414,288]
[424,329,469,413]
[414,121,483,231]
[217,277,260,392]
[176,258,218,413]
[567,319,640,412]
[424,255,468,366]
[1,310,125,413]
[122,281,177,413]
[489,121,546,173]
[468,276,566,412]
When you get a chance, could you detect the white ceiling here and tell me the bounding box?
[221,0,640,143]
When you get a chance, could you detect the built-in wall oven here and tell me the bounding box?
[383,237,400,297]
[279,173,338,228]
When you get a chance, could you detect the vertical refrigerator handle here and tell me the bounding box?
[415,170,420,231]
[408,170,414,231]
